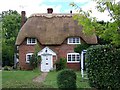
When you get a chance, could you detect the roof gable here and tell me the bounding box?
[38,47,56,55]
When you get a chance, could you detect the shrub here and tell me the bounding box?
[30,54,41,69]
[56,58,67,71]
[57,69,77,89]
[86,45,120,89]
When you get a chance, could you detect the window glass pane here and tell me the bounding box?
[69,38,72,43]
[28,38,31,43]
[27,55,30,61]
[73,38,75,43]
[27,55,32,61]
[72,55,75,61]
[68,55,71,61]
[76,38,80,43]
[32,38,35,43]
[76,55,80,61]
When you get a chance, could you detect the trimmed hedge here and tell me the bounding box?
[86,45,120,89]
[57,69,77,89]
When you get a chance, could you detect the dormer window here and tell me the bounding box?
[67,37,80,44]
[27,38,37,45]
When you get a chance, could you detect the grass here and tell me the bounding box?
[2,69,51,88]
[0,68,1,88]
[43,71,90,88]
[2,69,90,88]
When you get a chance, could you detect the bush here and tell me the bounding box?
[30,53,41,69]
[57,69,77,89]
[86,45,120,89]
[56,58,67,71]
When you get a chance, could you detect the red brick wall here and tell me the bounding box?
[67,63,80,71]
[18,38,83,70]
[19,39,35,70]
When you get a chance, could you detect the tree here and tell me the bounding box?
[2,10,21,66]
[0,18,2,67]
[70,0,120,47]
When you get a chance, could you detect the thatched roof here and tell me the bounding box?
[15,13,97,45]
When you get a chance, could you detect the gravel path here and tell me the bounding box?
[33,72,48,83]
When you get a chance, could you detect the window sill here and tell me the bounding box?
[67,43,81,45]
[67,61,80,63]
[26,62,30,64]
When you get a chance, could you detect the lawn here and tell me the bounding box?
[43,71,90,88]
[2,69,90,88]
[0,71,2,89]
[2,69,51,88]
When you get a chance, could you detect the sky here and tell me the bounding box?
[0,0,120,21]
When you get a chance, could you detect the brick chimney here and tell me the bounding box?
[47,8,53,14]
[21,11,26,27]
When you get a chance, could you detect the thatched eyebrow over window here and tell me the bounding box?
[15,14,97,45]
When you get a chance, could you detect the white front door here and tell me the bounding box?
[41,54,52,72]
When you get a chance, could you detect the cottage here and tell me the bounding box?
[15,8,97,72]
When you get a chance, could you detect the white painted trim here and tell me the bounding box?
[27,38,37,45]
[26,53,33,63]
[38,47,56,56]
[67,53,80,63]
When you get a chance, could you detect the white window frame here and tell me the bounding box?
[67,37,81,44]
[67,53,80,63]
[26,53,33,63]
[27,38,37,45]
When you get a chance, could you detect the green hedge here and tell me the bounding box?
[57,69,77,89]
[86,45,120,89]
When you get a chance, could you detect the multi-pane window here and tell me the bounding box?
[68,37,80,44]
[26,53,33,63]
[27,38,37,45]
[67,53,80,62]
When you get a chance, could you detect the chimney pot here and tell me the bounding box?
[70,10,72,14]
[21,11,26,15]
[47,8,53,14]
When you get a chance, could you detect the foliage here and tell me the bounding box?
[70,0,120,47]
[74,43,90,53]
[2,10,21,66]
[86,45,120,89]
[57,69,77,89]
[29,44,41,69]
[56,58,67,71]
